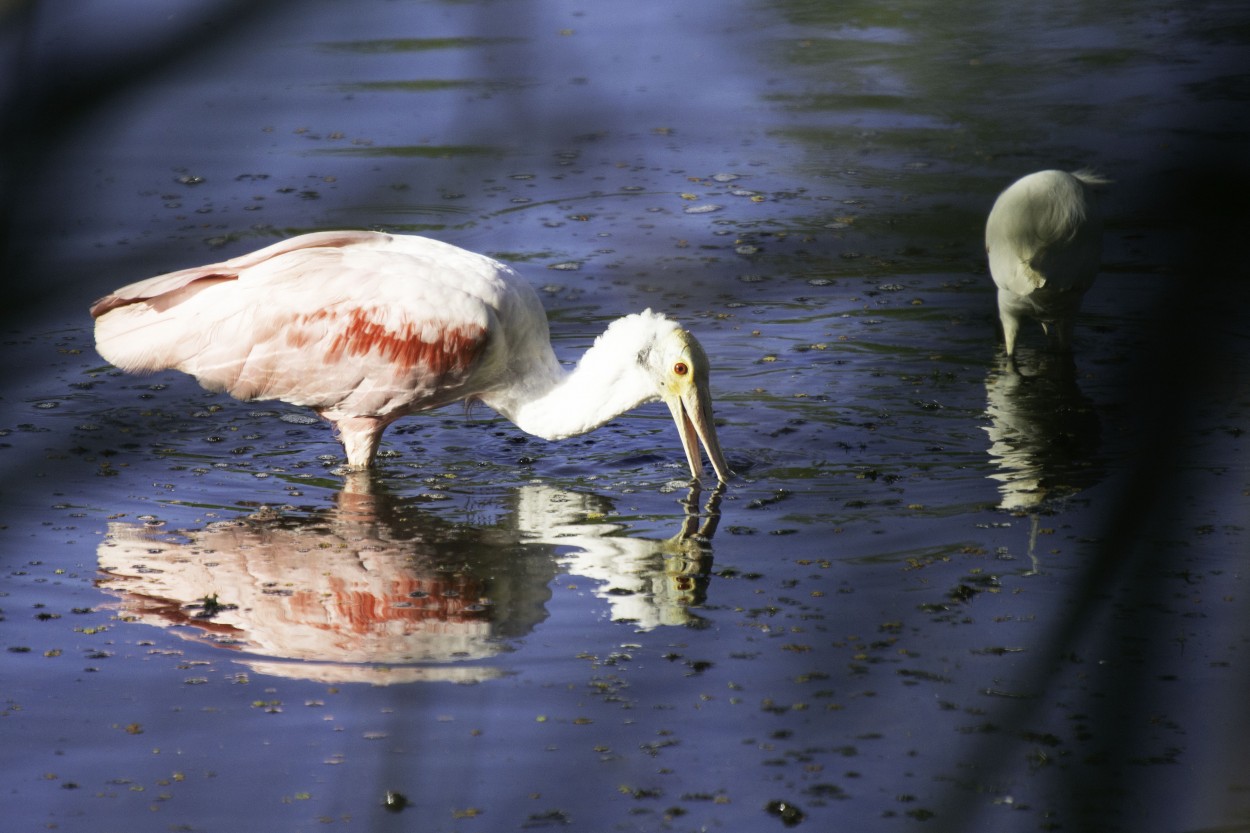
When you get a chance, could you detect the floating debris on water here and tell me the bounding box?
[765,799,805,826]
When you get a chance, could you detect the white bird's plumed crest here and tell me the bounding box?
[1069,169,1112,188]
[587,309,680,366]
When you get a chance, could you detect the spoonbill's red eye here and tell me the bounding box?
[673,362,689,376]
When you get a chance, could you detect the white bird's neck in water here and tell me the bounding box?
[485,316,663,441]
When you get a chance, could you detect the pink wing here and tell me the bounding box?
[92,232,513,419]
[89,231,380,318]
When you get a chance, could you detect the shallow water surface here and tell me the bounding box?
[2,1,1248,831]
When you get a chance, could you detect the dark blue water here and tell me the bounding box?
[2,1,1248,831]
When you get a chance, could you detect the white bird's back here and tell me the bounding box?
[986,170,1104,296]
[985,169,1107,365]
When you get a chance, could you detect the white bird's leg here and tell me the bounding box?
[329,415,388,469]
[997,297,1021,373]
[1048,317,1076,354]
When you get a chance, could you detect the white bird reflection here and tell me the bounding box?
[980,357,1100,512]
[96,476,720,684]
[983,358,1103,512]
[983,358,1103,572]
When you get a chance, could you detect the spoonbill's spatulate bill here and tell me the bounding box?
[90,231,730,483]
[985,169,1108,367]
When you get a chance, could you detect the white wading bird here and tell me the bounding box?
[91,231,730,482]
[985,169,1108,368]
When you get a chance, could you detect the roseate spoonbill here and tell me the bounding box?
[985,169,1108,368]
[90,230,730,482]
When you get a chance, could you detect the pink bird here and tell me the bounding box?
[90,230,730,483]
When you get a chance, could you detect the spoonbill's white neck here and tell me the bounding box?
[487,314,667,441]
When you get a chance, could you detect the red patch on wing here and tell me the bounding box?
[317,308,488,383]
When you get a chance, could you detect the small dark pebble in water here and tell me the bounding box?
[765,799,805,826]
[525,808,572,826]
[948,584,980,603]
[383,790,409,812]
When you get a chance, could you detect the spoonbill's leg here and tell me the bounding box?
[329,415,389,469]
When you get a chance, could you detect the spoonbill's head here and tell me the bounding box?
[648,326,731,485]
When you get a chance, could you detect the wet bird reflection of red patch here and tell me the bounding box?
[313,573,492,634]
[97,481,719,683]
[95,517,511,674]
